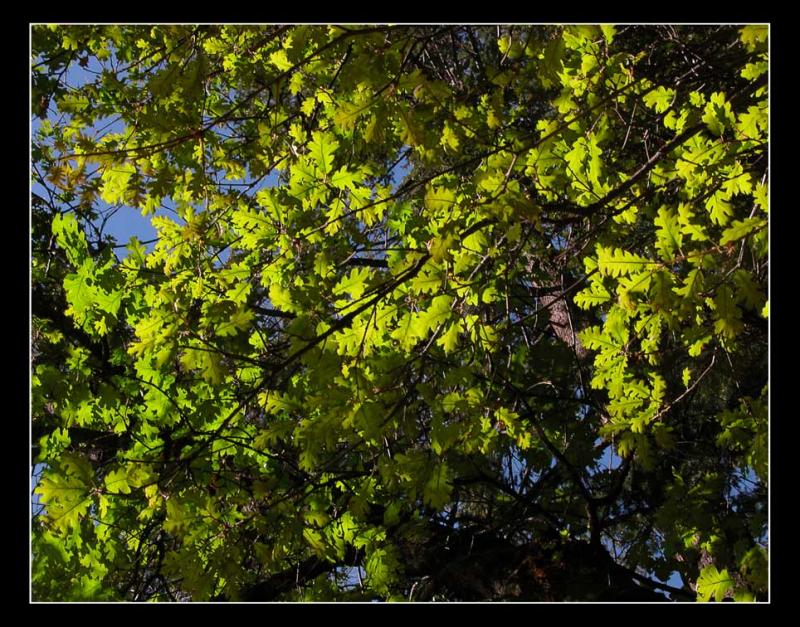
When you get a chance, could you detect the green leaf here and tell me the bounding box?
[436,321,461,354]
[753,183,768,212]
[741,61,768,81]
[217,308,255,337]
[600,24,616,44]
[428,232,457,262]
[269,49,293,71]
[596,246,654,277]
[574,284,611,309]
[99,162,136,204]
[94,289,123,317]
[738,105,767,139]
[423,462,453,510]
[398,107,424,146]
[720,217,766,245]
[696,565,734,602]
[711,285,743,339]
[702,92,735,137]
[416,294,454,336]
[308,131,339,176]
[739,546,768,590]
[643,86,674,114]
[52,213,89,267]
[63,269,96,322]
[390,312,418,351]
[440,123,460,152]
[104,467,131,495]
[126,236,147,264]
[269,282,296,312]
[34,455,93,533]
[674,268,704,300]
[654,206,682,260]
[424,186,457,213]
[677,203,709,242]
[333,100,367,132]
[164,498,191,536]
[180,347,226,384]
[481,286,499,304]
[333,267,372,301]
[734,589,756,602]
[579,325,619,352]
[411,263,442,294]
[330,166,361,191]
[740,25,768,51]
[365,546,401,595]
[721,163,752,197]
[706,191,733,226]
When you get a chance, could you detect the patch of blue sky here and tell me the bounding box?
[388,146,413,192]
[31,462,46,517]
[333,565,367,593]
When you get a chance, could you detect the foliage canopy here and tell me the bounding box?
[31,24,768,602]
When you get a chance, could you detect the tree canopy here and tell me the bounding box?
[31,24,768,602]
